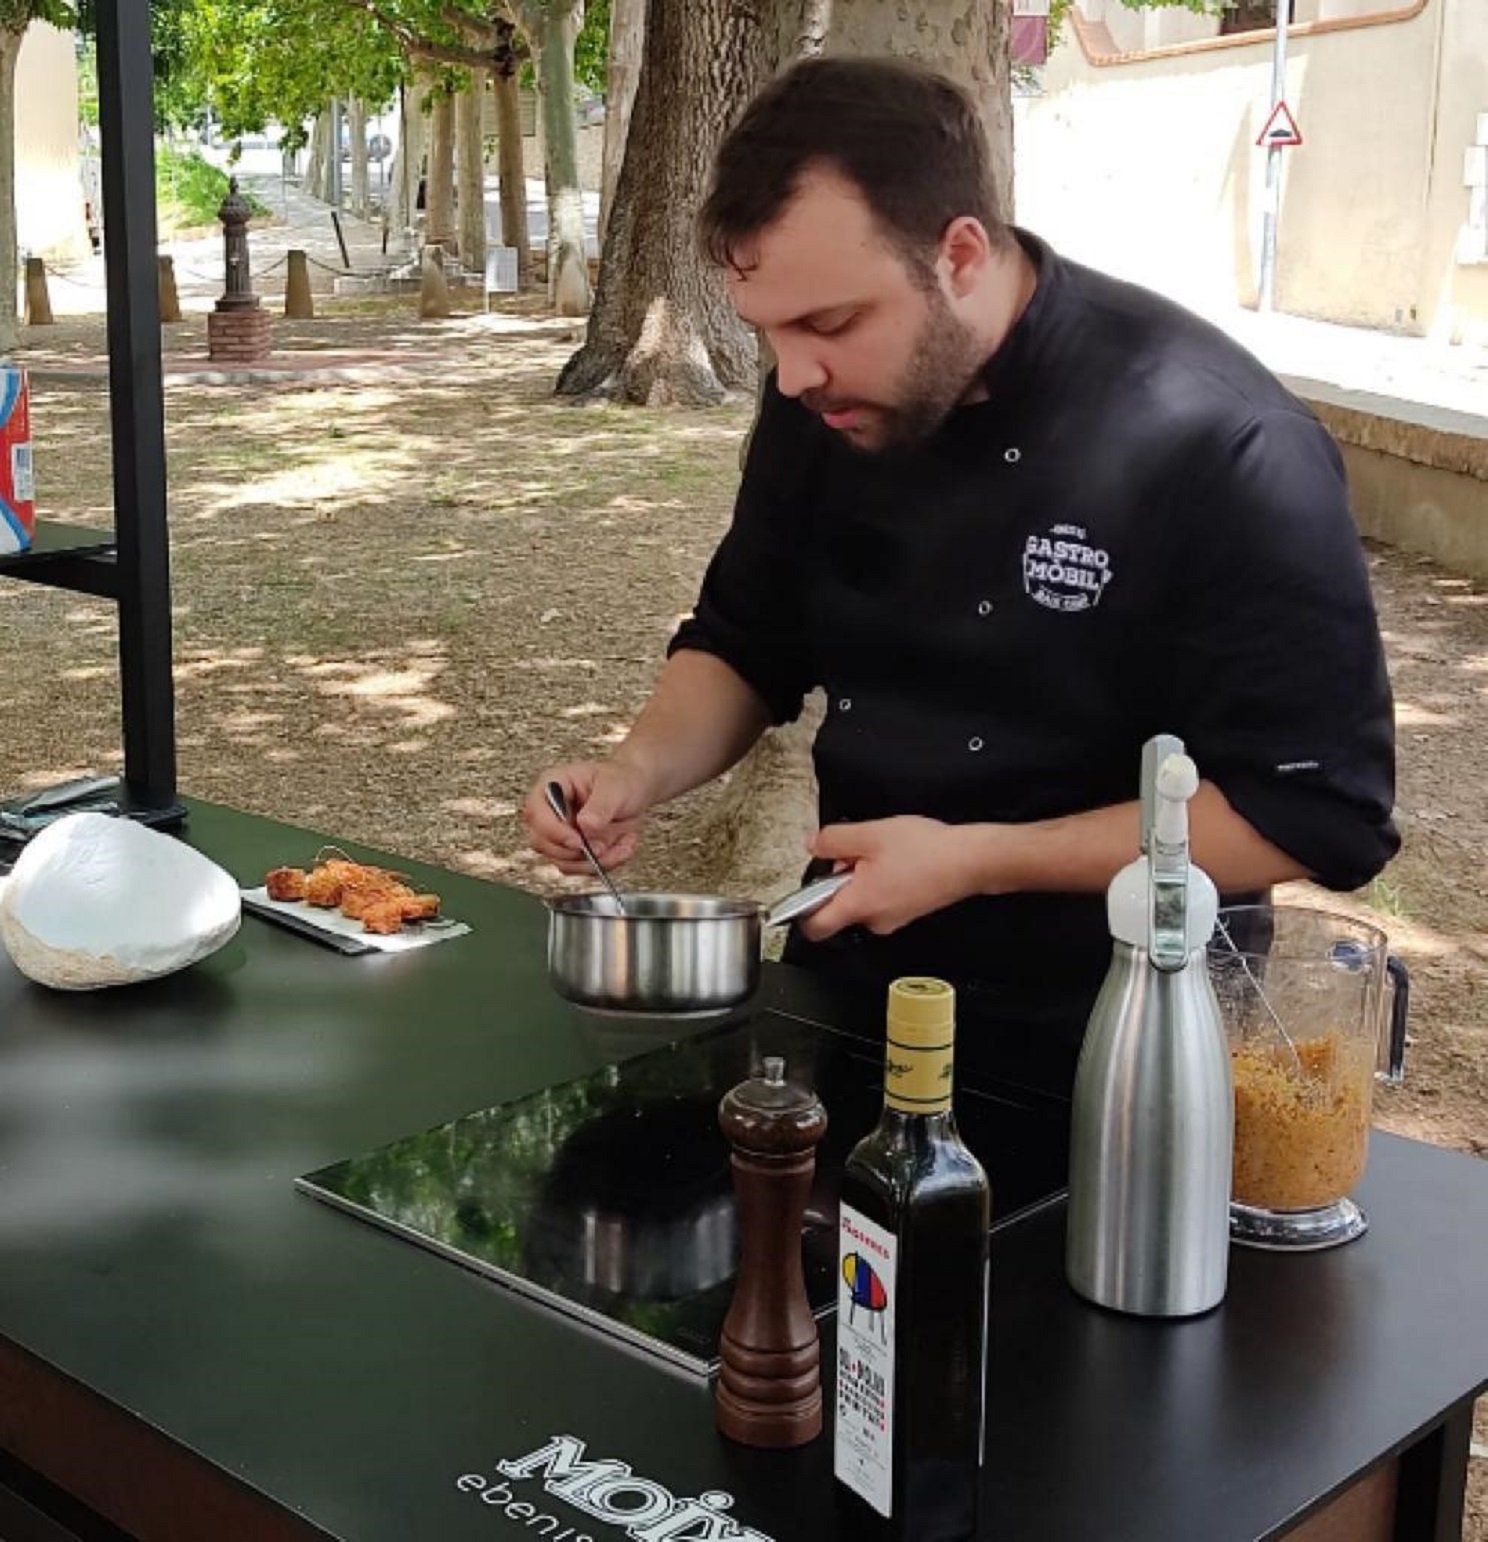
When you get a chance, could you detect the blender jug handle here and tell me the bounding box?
[1378,955,1410,1087]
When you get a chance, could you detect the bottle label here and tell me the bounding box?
[884,1034,954,1113]
[834,1204,897,1517]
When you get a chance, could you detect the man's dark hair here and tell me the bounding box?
[699,56,1009,276]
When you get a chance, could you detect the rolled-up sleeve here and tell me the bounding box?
[668,380,814,725]
[1161,408,1399,891]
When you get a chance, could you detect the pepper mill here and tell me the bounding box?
[715,1055,829,1448]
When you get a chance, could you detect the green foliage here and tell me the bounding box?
[75,0,195,128]
[124,0,405,138]
[150,0,206,129]
[0,0,74,35]
[155,143,269,232]
[574,0,609,95]
[76,35,97,125]
[84,0,605,147]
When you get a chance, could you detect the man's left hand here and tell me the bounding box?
[796,816,983,940]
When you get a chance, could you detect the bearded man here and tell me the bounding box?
[524,57,1397,1095]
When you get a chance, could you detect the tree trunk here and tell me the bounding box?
[303,108,330,203]
[348,97,371,219]
[425,91,457,252]
[0,31,19,355]
[787,0,834,58]
[456,72,487,275]
[599,0,644,248]
[491,52,530,286]
[325,101,344,204]
[556,0,771,402]
[776,0,1013,206]
[529,1,591,315]
[389,76,430,241]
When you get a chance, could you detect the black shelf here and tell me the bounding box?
[1,1,179,819]
[0,521,118,598]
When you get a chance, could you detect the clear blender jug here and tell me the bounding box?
[1208,903,1409,1250]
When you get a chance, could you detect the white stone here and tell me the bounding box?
[0,813,240,990]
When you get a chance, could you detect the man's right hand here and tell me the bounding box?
[522,650,774,879]
[522,761,653,875]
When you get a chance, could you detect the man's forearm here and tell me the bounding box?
[610,649,773,807]
[971,782,1308,897]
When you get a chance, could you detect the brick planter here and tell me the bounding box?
[207,305,272,364]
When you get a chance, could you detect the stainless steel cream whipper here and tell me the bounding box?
[1065,734,1233,1318]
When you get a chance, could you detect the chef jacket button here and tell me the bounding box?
[1004,447,1021,464]
[838,698,852,712]
[977,599,993,616]
[969,736,984,752]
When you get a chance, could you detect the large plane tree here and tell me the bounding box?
[556,0,1013,405]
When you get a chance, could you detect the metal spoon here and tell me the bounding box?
[545,781,627,916]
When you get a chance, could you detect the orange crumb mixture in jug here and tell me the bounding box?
[1231,1031,1371,1211]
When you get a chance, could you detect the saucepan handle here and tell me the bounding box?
[1378,954,1410,1087]
[764,872,852,929]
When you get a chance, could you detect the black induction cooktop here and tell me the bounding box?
[297,1010,1069,1377]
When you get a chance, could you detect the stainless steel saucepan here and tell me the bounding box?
[545,873,850,1016]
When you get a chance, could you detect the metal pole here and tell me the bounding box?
[94,0,179,814]
[1257,0,1290,312]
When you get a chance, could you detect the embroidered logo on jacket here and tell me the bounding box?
[1023,524,1113,613]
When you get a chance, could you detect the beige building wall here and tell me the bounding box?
[524,110,604,193]
[1420,0,1488,341]
[15,22,88,263]
[1014,0,1486,338]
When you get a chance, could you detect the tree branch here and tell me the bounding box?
[500,0,537,36]
[441,3,499,45]
[355,0,496,68]
[410,35,496,68]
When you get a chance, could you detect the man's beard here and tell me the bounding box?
[806,289,986,456]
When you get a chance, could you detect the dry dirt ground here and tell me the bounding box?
[9,299,1487,1532]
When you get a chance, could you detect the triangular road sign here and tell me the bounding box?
[1257,101,1303,149]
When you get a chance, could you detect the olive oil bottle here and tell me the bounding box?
[834,978,991,1542]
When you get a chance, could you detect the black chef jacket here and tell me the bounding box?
[671,232,1398,1095]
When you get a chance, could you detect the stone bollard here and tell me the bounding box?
[418,246,451,319]
[157,256,182,323]
[24,258,53,326]
[283,250,314,320]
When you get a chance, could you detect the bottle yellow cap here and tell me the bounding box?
[884,978,956,1112]
[886,977,956,1047]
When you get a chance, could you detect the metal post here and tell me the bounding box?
[1257,0,1290,312]
[93,0,178,815]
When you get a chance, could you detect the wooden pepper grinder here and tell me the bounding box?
[715,1054,829,1448]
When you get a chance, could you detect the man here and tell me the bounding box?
[524,57,1397,1092]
